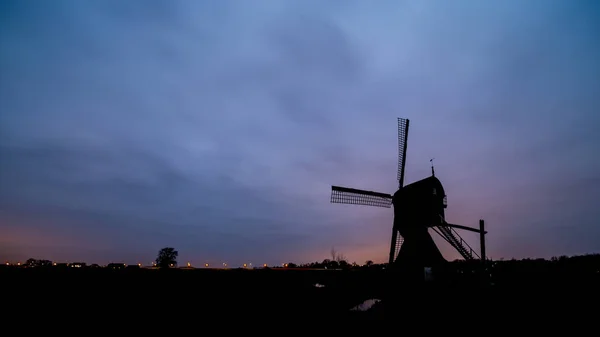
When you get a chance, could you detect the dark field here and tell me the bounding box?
[3,264,599,328]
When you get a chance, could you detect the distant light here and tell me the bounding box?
[138,263,142,267]
[187,262,191,267]
[204,263,209,267]
[243,263,247,268]
[17,262,20,266]
[263,264,267,267]
[223,263,227,268]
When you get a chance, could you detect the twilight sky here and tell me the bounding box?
[1,0,599,266]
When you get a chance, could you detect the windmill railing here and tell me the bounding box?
[449,226,480,260]
[433,225,480,261]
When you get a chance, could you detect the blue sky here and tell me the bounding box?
[1,0,599,266]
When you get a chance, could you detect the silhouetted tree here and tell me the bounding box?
[327,260,339,269]
[330,247,346,262]
[338,260,350,269]
[156,247,178,269]
[24,258,51,267]
[365,260,374,267]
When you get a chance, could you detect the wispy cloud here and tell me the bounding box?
[1,0,599,265]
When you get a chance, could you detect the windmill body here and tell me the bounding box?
[392,176,447,269]
[330,118,487,280]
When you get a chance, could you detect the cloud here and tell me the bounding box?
[1,0,599,264]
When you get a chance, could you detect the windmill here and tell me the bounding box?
[330,118,486,273]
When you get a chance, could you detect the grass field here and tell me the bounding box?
[3,263,599,330]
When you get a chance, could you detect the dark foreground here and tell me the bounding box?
[3,266,599,329]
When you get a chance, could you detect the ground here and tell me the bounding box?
[2,266,598,329]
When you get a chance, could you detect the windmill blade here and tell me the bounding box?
[397,118,410,188]
[331,185,392,208]
[388,229,404,264]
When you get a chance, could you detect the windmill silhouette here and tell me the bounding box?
[330,118,486,275]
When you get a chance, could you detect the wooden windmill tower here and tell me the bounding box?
[330,118,487,272]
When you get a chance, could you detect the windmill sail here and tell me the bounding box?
[330,186,392,208]
[390,230,404,261]
[389,118,410,264]
[397,118,410,189]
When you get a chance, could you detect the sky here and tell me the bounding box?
[1,0,599,266]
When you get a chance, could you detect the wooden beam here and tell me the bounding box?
[438,223,487,234]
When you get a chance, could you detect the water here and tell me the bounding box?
[350,298,381,312]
